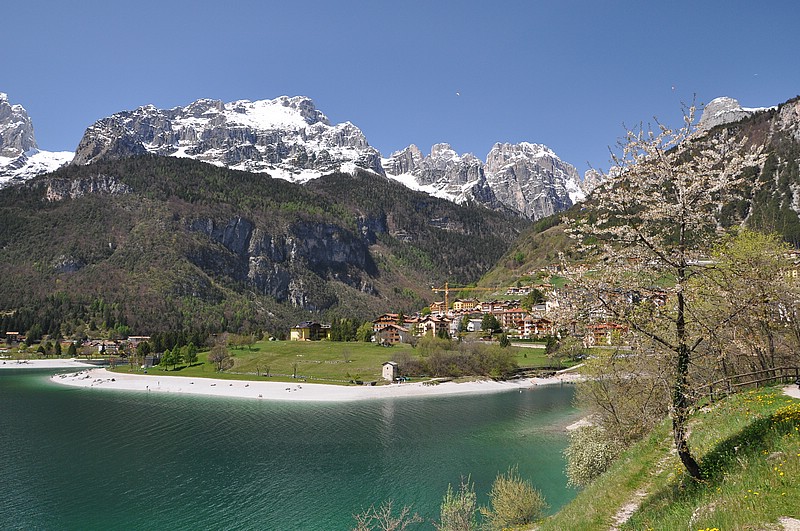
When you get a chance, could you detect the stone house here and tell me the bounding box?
[382,361,399,381]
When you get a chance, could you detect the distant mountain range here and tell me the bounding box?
[0,92,599,220]
[2,90,799,339]
[1,92,775,221]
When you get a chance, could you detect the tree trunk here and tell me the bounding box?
[674,288,702,479]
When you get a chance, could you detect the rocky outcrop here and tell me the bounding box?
[484,142,582,219]
[775,97,800,143]
[72,96,384,181]
[0,93,37,157]
[697,97,771,132]
[42,173,132,201]
[582,169,604,196]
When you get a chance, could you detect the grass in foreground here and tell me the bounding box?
[539,385,800,531]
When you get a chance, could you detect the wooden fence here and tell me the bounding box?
[695,366,800,403]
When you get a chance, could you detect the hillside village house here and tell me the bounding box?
[290,321,331,341]
[586,322,628,346]
[126,336,151,347]
[520,316,555,339]
[375,324,410,345]
[505,286,533,296]
[466,319,484,333]
[429,301,447,314]
[372,313,418,335]
[500,308,526,330]
[452,298,480,312]
[417,314,451,336]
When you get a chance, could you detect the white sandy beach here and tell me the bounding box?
[0,358,96,369]
[48,366,580,402]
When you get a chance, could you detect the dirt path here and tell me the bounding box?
[608,450,674,530]
[783,384,800,400]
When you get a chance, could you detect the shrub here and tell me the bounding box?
[563,425,621,487]
[436,476,477,531]
[352,500,422,531]
[479,465,547,529]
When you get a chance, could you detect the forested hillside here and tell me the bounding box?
[0,156,527,339]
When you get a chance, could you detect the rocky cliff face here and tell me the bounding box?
[187,216,378,311]
[383,141,583,219]
[42,173,133,202]
[485,142,583,219]
[0,93,72,186]
[72,96,384,181]
[0,93,37,157]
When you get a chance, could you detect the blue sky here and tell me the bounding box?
[4,0,800,173]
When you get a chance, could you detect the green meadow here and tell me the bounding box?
[111,339,559,384]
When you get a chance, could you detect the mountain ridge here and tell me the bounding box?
[1,92,591,220]
[0,92,786,222]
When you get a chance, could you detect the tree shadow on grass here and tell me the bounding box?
[623,411,799,528]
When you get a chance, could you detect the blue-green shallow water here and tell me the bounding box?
[0,369,579,530]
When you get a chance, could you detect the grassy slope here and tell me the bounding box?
[478,218,576,289]
[540,386,800,530]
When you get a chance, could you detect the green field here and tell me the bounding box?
[111,339,559,384]
[113,340,413,384]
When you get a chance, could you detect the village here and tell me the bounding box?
[289,278,629,349]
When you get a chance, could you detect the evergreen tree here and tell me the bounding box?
[160,348,173,370]
[185,342,198,366]
[481,314,501,334]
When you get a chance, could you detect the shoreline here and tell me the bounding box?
[47,366,581,402]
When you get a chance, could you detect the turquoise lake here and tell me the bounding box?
[0,369,579,530]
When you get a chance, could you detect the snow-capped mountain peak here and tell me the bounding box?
[2,91,587,220]
[383,141,584,219]
[697,96,774,131]
[71,95,383,181]
[0,94,72,186]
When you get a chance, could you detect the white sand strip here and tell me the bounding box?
[49,368,580,402]
[0,358,96,369]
